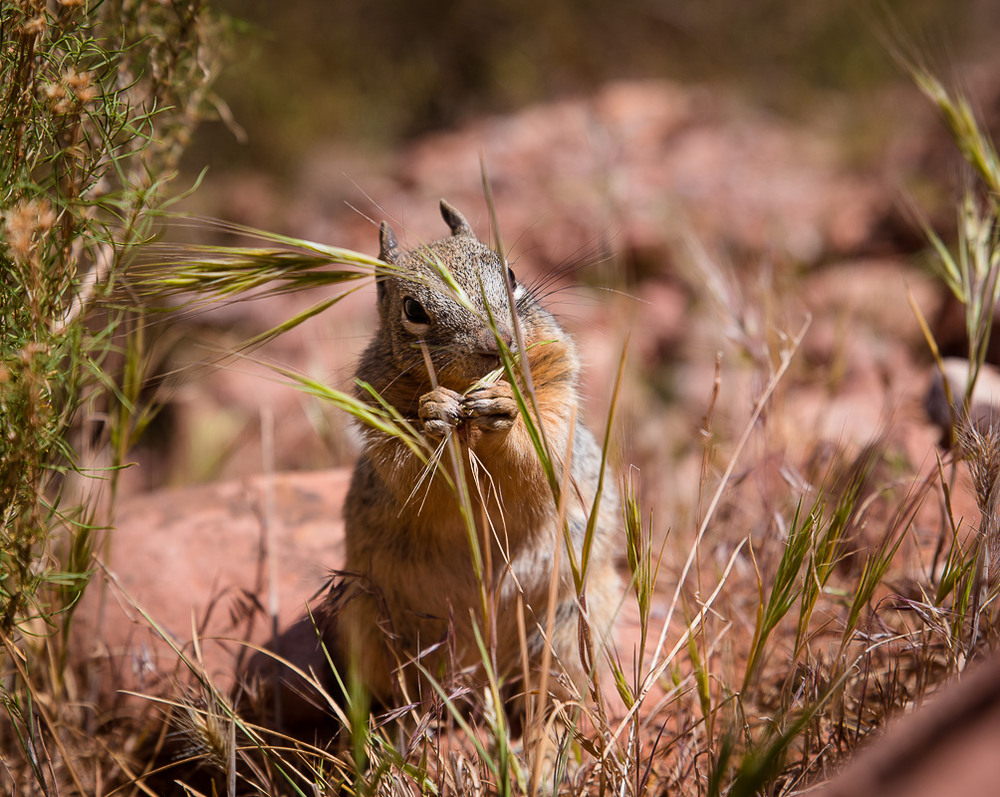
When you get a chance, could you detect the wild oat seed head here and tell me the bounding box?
[958,417,1000,515]
[174,697,233,772]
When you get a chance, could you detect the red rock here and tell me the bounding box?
[73,469,350,702]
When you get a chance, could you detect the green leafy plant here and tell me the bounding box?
[1,0,220,790]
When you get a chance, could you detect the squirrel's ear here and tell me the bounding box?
[377,222,400,308]
[440,199,474,237]
[379,221,401,263]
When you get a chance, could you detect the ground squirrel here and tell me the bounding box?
[324,200,621,717]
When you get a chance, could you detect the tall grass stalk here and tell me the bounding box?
[895,55,1000,435]
[897,54,1000,656]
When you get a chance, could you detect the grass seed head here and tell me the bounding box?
[958,417,1000,523]
[959,417,1000,597]
[174,693,234,774]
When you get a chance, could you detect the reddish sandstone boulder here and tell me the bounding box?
[73,469,350,705]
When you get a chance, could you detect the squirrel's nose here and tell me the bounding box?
[475,327,514,357]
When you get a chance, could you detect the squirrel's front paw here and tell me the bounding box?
[419,387,464,438]
[463,382,518,432]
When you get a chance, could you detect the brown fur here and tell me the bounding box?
[329,200,620,712]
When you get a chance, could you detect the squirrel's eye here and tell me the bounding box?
[402,296,431,326]
[507,266,527,303]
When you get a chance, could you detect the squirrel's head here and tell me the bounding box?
[374,200,522,391]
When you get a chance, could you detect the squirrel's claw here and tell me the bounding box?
[419,387,463,438]
[462,382,518,432]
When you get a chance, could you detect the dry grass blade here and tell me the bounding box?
[652,314,811,670]
[895,51,1000,418]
